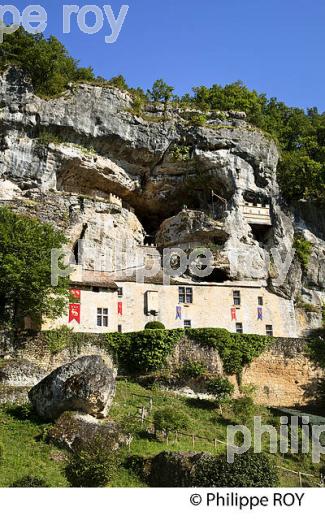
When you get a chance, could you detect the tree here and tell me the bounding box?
[0,28,94,97]
[206,376,234,413]
[147,79,174,107]
[107,75,129,91]
[0,207,69,331]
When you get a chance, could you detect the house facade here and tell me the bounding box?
[43,269,298,337]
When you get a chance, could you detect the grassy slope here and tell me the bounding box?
[0,406,67,487]
[0,380,323,487]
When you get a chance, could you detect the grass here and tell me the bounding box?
[0,405,67,487]
[0,380,323,487]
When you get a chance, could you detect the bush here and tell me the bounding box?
[10,476,49,487]
[153,406,190,435]
[294,235,313,270]
[186,328,271,375]
[180,360,206,379]
[134,450,278,487]
[0,442,3,463]
[189,113,207,126]
[65,437,119,488]
[145,322,166,330]
[193,451,279,487]
[232,396,256,425]
[106,330,184,372]
[305,336,325,369]
[206,377,234,402]
[45,326,73,354]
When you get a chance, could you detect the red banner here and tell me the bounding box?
[118,302,123,316]
[69,303,81,324]
[231,307,237,321]
[69,288,81,302]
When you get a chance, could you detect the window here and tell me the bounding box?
[97,308,108,327]
[118,325,122,333]
[184,320,192,329]
[258,296,264,306]
[236,322,243,334]
[233,290,241,306]
[117,287,123,298]
[266,325,273,337]
[179,287,193,304]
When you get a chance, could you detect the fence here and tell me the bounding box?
[118,386,323,488]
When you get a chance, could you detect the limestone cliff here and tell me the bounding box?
[0,66,324,334]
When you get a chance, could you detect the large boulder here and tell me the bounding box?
[28,355,116,420]
[47,411,124,452]
[0,359,46,387]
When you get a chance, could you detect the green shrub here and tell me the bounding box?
[206,377,234,402]
[294,235,313,270]
[186,328,271,375]
[188,113,207,126]
[180,360,206,379]
[153,406,190,435]
[0,442,3,463]
[232,396,256,425]
[145,321,166,330]
[305,336,325,369]
[171,145,191,162]
[44,326,73,354]
[10,476,49,487]
[65,437,119,488]
[193,451,278,487]
[38,130,63,147]
[106,330,184,372]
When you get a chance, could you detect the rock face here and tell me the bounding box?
[0,66,324,330]
[156,209,229,248]
[0,359,46,387]
[28,355,116,420]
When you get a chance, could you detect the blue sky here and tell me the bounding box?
[7,0,325,110]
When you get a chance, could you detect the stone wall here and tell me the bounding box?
[14,333,115,373]
[3,333,323,409]
[171,336,323,407]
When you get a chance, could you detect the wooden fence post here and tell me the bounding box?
[140,407,146,425]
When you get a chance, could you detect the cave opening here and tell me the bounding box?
[200,268,230,283]
[73,223,88,265]
[249,224,271,244]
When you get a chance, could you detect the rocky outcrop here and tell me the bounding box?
[156,209,229,248]
[0,359,46,387]
[28,355,116,420]
[0,385,29,405]
[47,411,124,452]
